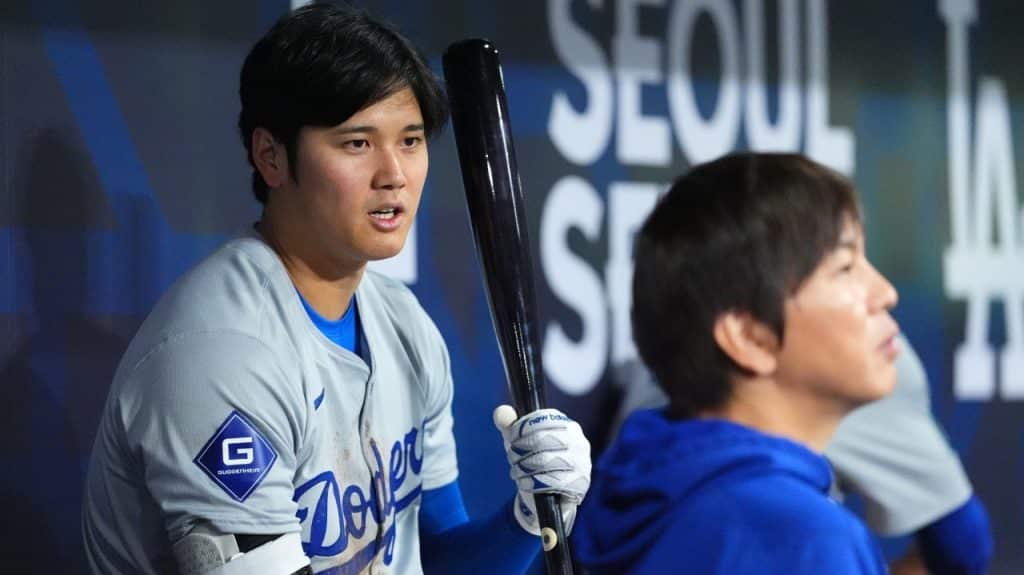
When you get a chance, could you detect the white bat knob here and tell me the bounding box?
[541,527,558,551]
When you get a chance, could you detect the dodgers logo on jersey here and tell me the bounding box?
[194,411,278,502]
[293,426,424,571]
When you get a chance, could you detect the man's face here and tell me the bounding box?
[283,87,428,269]
[773,217,901,408]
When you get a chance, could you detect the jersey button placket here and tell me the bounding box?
[359,369,386,574]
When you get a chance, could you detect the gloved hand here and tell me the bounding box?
[493,405,592,536]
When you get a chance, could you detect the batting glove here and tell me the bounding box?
[492,405,592,536]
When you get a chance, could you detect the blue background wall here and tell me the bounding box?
[2,0,1022,572]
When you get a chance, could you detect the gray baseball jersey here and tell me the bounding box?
[611,335,972,536]
[82,234,459,574]
[827,335,971,535]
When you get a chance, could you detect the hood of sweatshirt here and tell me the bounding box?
[574,409,833,572]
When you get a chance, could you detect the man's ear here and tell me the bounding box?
[712,311,779,376]
[251,127,288,189]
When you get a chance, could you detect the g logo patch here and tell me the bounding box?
[194,411,278,502]
[222,437,255,466]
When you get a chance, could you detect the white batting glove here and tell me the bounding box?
[492,405,592,536]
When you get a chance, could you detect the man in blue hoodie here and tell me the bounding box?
[575,153,900,574]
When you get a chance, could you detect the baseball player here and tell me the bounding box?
[81,5,591,574]
[608,337,992,574]
[575,153,899,574]
[828,336,992,574]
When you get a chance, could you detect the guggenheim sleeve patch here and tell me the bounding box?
[194,411,279,502]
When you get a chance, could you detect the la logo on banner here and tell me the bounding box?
[941,0,1024,400]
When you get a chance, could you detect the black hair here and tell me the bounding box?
[631,153,861,419]
[238,2,448,203]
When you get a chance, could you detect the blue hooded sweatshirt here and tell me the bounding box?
[574,409,887,574]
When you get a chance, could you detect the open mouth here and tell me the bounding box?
[369,207,401,220]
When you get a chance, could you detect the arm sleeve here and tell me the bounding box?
[123,330,308,542]
[825,336,972,535]
[419,480,539,575]
[918,494,993,575]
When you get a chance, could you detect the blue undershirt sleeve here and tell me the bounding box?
[419,480,540,575]
[917,494,993,575]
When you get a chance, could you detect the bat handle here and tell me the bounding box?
[535,493,574,574]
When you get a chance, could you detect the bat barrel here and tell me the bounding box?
[443,40,575,575]
[442,39,546,414]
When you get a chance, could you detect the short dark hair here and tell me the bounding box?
[632,153,860,419]
[238,3,449,204]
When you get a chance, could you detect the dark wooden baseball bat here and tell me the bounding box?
[442,39,574,575]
